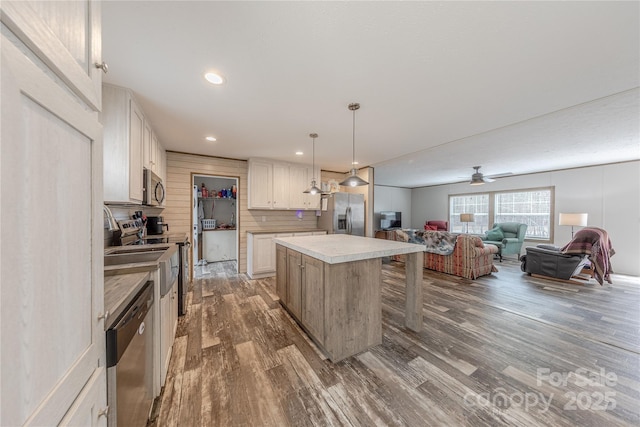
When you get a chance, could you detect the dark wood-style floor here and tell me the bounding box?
[150,258,640,426]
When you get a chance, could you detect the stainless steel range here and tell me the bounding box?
[113,219,190,316]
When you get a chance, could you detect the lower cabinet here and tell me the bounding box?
[286,249,303,320]
[285,249,324,342]
[276,246,381,362]
[59,368,107,426]
[247,231,326,278]
[159,288,177,387]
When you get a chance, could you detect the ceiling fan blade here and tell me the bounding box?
[487,172,513,179]
[484,177,496,183]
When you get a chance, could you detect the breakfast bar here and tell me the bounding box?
[274,234,426,361]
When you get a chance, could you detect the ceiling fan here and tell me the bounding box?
[469,166,512,185]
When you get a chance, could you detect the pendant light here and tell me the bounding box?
[303,133,322,195]
[339,102,369,187]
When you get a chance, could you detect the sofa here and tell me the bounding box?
[424,220,448,231]
[481,222,528,261]
[393,230,499,279]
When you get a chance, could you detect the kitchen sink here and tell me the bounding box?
[104,251,164,266]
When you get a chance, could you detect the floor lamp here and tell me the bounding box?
[460,213,474,234]
[559,213,588,238]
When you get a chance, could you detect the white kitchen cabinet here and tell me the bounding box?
[143,119,153,170]
[1,1,107,425]
[102,84,144,203]
[159,284,178,387]
[203,230,237,262]
[248,159,273,209]
[247,231,326,278]
[143,121,166,186]
[248,159,290,209]
[157,139,166,184]
[152,132,162,176]
[289,164,321,210]
[288,164,307,209]
[248,158,319,210]
[129,99,145,202]
[272,162,290,209]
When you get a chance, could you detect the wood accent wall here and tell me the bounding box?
[165,152,321,273]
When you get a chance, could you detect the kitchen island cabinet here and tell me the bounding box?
[275,234,425,361]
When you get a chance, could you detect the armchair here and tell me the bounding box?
[481,222,527,261]
[521,227,614,285]
[424,220,448,231]
[521,245,589,280]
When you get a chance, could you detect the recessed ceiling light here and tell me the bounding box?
[295,151,304,156]
[204,72,224,85]
[352,161,359,165]
[206,136,217,142]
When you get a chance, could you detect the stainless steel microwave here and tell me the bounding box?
[143,168,165,206]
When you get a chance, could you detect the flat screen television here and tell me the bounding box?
[380,211,402,230]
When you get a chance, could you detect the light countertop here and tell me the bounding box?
[274,234,425,264]
[104,271,150,329]
[247,229,324,235]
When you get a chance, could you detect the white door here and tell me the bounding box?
[1,1,106,425]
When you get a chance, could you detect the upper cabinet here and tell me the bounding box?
[102,84,165,204]
[289,164,321,210]
[248,158,320,210]
[143,125,165,180]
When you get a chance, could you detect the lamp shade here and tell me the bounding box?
[460,213,475,223]
[339,103,369,187]
[559,213,588,227]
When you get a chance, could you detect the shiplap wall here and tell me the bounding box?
[165,152,321,273]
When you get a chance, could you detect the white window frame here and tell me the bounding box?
[449,186,555,242]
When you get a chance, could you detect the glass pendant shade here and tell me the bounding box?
[339,103,368,187]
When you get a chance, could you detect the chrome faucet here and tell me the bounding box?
[103,205,119,231]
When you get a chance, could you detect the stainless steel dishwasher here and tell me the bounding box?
[106,281,154,427]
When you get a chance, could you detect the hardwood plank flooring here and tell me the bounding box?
[150,259,640,426]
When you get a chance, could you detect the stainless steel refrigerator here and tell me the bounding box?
[318,192,365,236]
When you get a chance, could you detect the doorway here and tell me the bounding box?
[192,174,238,277]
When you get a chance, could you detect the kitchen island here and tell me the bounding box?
[274,234,426,361]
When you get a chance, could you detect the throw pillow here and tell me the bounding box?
[424,225,438,230]
[485,228,505,241]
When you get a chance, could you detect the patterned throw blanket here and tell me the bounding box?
[561,227,615,285]
[395,229,459,255]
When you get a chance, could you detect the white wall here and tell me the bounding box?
[411,161,640,276]
[374,185,412,230]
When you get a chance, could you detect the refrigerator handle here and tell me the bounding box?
[346,206,352,235]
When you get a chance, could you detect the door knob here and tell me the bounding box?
[94,61,109,74]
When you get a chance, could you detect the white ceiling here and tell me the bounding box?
[102,1,640,188]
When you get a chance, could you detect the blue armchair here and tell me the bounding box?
[481,222,528,261]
